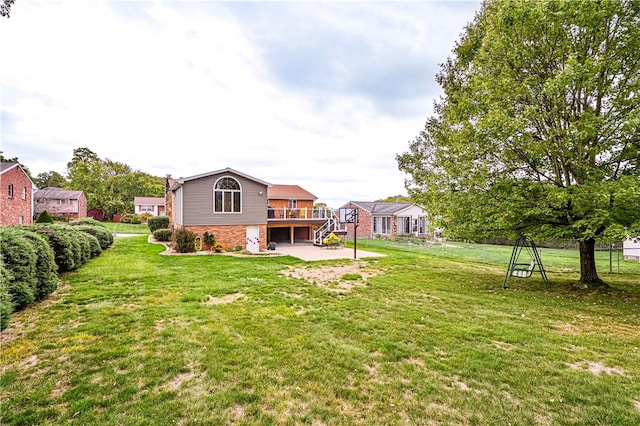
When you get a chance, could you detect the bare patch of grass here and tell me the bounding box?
[566,361,628,377]
[282,262,379,293]
[202,293,244,305]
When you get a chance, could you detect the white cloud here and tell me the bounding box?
[1,0,479,207]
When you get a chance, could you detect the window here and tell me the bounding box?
[19,216,24,225]
[59,199,69,205]
[398,216,411,234]
[140,205,154,212]
[214,177,241,213]
[7,184,13,199]
[22,187,27,200]
[372,216,392,235]
[288,200,297,209]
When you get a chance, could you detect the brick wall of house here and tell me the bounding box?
[344,203,372,239]
[0,166,33,226]
[182,224,267,251]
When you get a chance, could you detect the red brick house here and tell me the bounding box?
[0,162,34,226]
[33,187,87,220]
[340,201,431,239]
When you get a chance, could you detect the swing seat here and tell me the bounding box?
[511,261,535,278]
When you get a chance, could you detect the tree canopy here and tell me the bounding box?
[66,148,164,219]
[397,0,640,286]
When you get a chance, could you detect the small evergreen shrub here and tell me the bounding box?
[21,229,58,300]
[69,218,107,228]
[148,216,170,233]
[120,214,141,224]
[234,245,243,252]
[71,224,113,250]
[138,212,153,223]
[0,258,13,331]
[35,210,54,224]
[0,227,38,311]
[173,228,197,253]
[153,228,173,242]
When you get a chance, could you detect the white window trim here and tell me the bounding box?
[213,176,242,214]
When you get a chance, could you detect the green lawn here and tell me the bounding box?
[1,236,639,425]
[104,221,151,235]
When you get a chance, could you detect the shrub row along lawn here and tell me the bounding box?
[1,236,639,425]
[0,219,113,331]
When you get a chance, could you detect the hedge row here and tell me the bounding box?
[0,221,112,331]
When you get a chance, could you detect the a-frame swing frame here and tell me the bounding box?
[502,234,549,290]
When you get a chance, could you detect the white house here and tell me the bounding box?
[134,197,166,216]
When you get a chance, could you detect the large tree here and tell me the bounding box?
[66,148,164,219]
[397,0,640,288]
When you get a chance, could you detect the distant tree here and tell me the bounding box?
[66,147,165,219]
[33,171,67,189]
[397,0,640,288]
[375,195,411,203]
[1,0,15,18]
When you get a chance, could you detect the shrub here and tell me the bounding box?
[120,214,141,224]
[69,218,107,228]
[203,232,216,250]
[138,212,153,223]
[71,224,113,250]
[20,229,58,300]
[0,227,37,311]
[0,258,13,331]
[153,228,173,242]
[35,210,54,224]
[234,245,243,252]
[148,216,170,233]
[173,228,197,253]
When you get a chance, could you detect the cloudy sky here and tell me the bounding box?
[1,0,480,207]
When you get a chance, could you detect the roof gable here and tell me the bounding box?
[346,201,418,215]
[34,187,84,200]
[267,184,317,201]
[134,197,165,205]
[171,167,271,190]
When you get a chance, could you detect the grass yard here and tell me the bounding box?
[1,236,639,425]
[106,221,152,235]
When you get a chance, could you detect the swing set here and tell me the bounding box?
[502,234,549,290]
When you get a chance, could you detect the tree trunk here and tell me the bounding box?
[578,238,607,289]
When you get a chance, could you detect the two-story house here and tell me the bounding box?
[33,187,87,220]
[0,162,34,226]
[166,168,341,252]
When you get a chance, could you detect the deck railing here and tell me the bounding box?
[267,207,332,220]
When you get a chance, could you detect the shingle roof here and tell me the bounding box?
[0,162,20,174]
[267,185,317,201]
[171,167,271,190]
[347,201,415,215]
[34,187,84,200]
[134,197,165,206]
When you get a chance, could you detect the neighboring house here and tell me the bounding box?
[134,197,166,216]
[623,237,640,262]
[33,187,87,220]
[0,162,34,226]
[340,201,431,239]
[166,168,341,252]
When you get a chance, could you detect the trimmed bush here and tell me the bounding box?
[21,229,58,300]
[69,218,107,228]
[173,228,197,253]
[148,216,170,233]
[35,210,54,224]
[153,228,173,242]
[0,227,37,311]
[0,258,14,331]
[120,214,141,224]
[71,224,113,250]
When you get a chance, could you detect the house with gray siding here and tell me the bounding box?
[166,168,271,252]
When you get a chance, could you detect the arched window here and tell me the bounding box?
[214,177,241,213]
